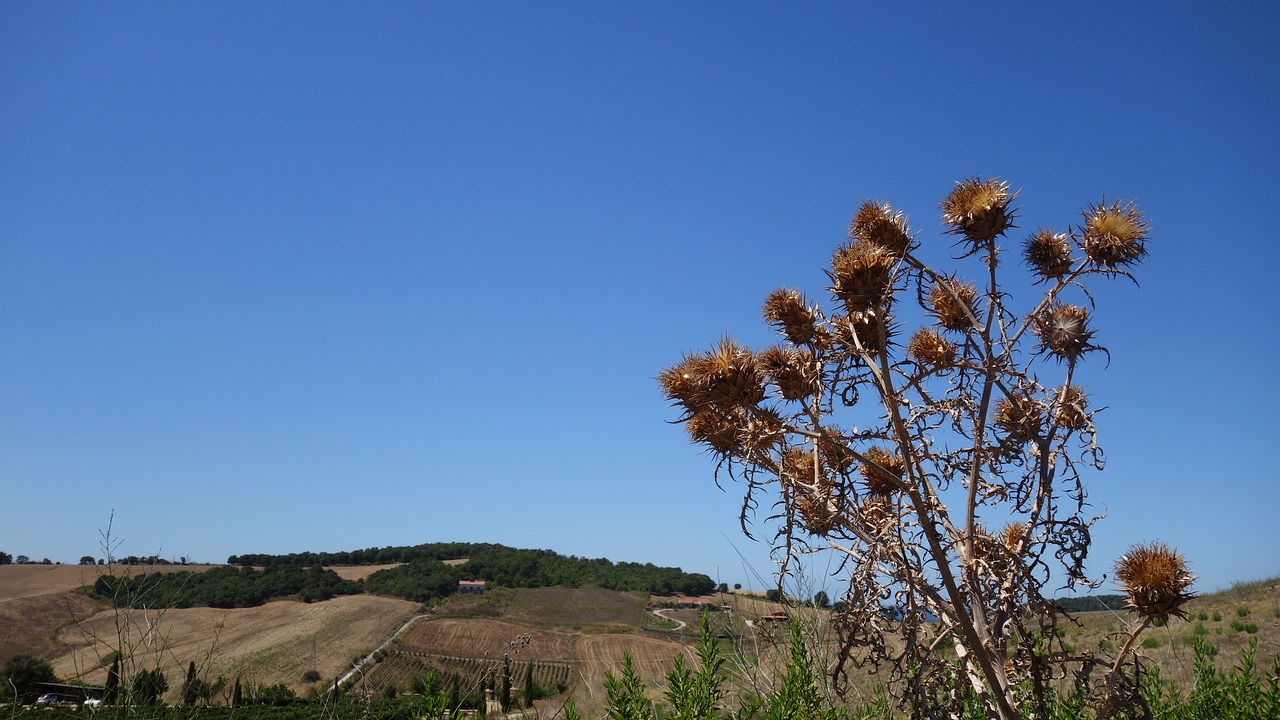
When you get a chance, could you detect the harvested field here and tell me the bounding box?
[400,618,576,660]
[0,590,102,662]
[0,564,219,600]
[47,594,418,696]
[502,587,647,629]
[330,564,403,580]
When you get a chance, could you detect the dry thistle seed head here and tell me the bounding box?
[1082,199,1149,269]
[833,309,893,356]
[684,409,740,455]
[907,327,957,367]
[941,177,1015,246]
[995,393,1044,442]
[1054,385,1088,430]
[796,492,837,536]
[818,426,856,474]
[861,447,904,496]
[1114,542,1196,621]
[849,200,912,256]
[758,345,815,401]
[928,278,978,331]
[698,336,766,408]
[1000,523,1027,554]
[1034,303,1096,362]
[828,241,897,313]
[762,288,821,346]
[1023,228,1074,280]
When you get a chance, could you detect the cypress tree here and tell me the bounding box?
[104,655,120,705]
[183,661,198,706]
[523,661,535,707]
[232,677,242,708]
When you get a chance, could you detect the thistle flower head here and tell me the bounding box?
[861,446,904,496]
[762,288,821,347]
[828,241,897,313]
[1082,200,1149,270]
[684,410,740,456]
[1033,303,1096,362]
[1054,385,1089,431]
[832,310,893,357]
[941,177,1015,247]
[1001,523,1027,554]
[796,493,837,536]
[1114,542,1196,621]
[758,345,815,402]
[907,327,957,367]
[849,201,912,256]
[1023,228,1074,280]
[928,278,978,332]
[995,393,1044,442]
[658,337,765,413]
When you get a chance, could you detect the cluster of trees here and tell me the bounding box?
[93,564,362,609]
[0,552,53,565]
[0,654,59,704]
[361,544,714,603]
[228,542,487,567]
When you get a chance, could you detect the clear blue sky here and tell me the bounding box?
[2,2,1276,596]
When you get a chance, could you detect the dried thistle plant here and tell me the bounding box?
[659,178,1180,720]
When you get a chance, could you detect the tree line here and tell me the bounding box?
[92,564,362,609]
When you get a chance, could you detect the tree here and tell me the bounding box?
[80,556,96,565]
[182,661,199,706]
[0,551,12,565]
[15,555,29,565]
[0,654,58,703]
[523,660,535,708]
[130,667,168,705]
[660,179,1192,719]
[812,591,830,609]
[104,655,120,705]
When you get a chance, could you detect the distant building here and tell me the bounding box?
[759,611,790,623]
[458,580,486,595]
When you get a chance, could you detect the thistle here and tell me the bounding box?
[1114,542,1196,621]
[849,200,912,256]
[1033,303,1096,362]
[1054,385,1088,430]
[907,327,957,367]
[1081,200,1149,270]
[995,394,1044,442]
[762,288,821,346]
[941,177,1015,247]
[758,345,815,401]
[861,447,904,496]
[828,241,897,313]
[1023,228,1074,280]
[928,278,978,332]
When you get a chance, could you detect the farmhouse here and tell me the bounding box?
[759,611,790,623]
[457,580,485,595]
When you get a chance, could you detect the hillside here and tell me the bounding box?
[3,564,1276,714]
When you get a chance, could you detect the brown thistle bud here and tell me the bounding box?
[1081,200,1149,269]
[828,241,897,313]
[1054,385,1088,431]
[907,327,957,367]
[849,200,912,256]
[861,446,904,496]
[928,278,978,332]
[698,336,766,408]
[818,427,856,474]
[995,393,1044,442]
[762,288,821,346]
[1033,303,1096,362]
[1023,228,1074,280]
[1000,523,1027,554]
[684,410,740,456]
[796,492,837,536]
[832,310,892,356]
[941,177,1015,246]
[758,345,815,401]
[1114,542,1196,621]
[856,496,895,535]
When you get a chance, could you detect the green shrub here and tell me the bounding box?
[1236,606,1250,617]
[1142,637,1162,649]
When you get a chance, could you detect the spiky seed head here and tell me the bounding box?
[762,288,821,347]
[928,278,978,332]
[1114,542,1196,621]
[827,241,897,313]
[941,178,1015,246]
[796,493,837,536]
[1024,228,1074,280]
[995,394,1044,442]
[833,310,892,356]
[1034,303,1095,362]
[849,201,912,256]
[818,426,856,474]
[861,447,904,496]
[697,336,766,408]
[857,497,895,535]
[1001,523,1027,554]
[684,410,740,456]
[907,327,957,367]
[758,345,815,401]
[1055,385,1088,430]
[1082,200,1149,269]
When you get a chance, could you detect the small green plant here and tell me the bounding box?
[1212,612,1222,621]
[1192,623,1208,636]
[1236,606,1250,617]
[1141,637,1162,649]
[1196,612,1208,621]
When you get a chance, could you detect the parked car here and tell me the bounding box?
[83,697,104,708]
[35,693,60,705]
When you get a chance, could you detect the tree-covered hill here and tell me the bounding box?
[231,542,716,602]
[93,564,361,609]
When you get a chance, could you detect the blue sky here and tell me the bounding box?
[2,2,1276,596]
